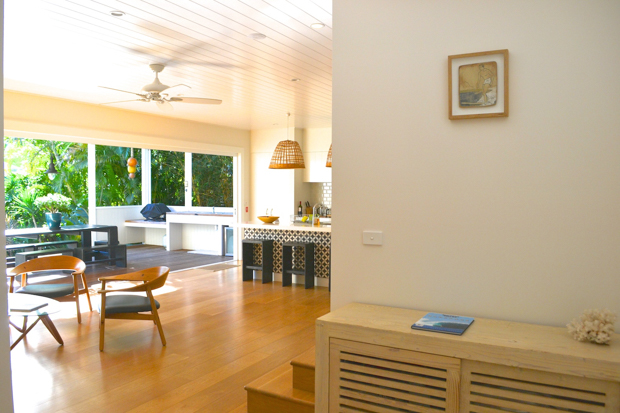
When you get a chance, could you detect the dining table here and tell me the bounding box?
[6,224,122,266]
[5,224,119,246]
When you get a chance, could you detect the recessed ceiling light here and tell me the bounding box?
[311,22,325,29]
[248,33,267,40]
[291,78,301,82]
[110,10,125,17]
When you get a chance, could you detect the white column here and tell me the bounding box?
[87,143,96,224]
[142,149,151,205]
[0,0,16,408]
[185,152,192,207]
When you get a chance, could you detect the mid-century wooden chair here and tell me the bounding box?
[98,266,170,351]
[7,255,91,323]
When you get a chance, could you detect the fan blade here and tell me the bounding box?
[156,100,174,111]
[99,86,147,98]
[100,99,147,105]
[169,97,222,105]
[165,84,191,92]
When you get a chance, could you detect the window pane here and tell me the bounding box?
[151,149,185,206]
[5,137,89,228]
[95,145,142,206]
[192,154,233,207]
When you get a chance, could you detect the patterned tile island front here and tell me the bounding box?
[238,222,331,281]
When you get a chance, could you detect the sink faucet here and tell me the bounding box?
[312,203,323,226]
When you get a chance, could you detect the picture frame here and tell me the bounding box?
[448,49,509,120]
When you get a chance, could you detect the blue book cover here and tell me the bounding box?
[411,312,475,335]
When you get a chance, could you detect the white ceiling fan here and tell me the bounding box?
[99,64,222,111]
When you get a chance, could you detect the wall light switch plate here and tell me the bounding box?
[363,231,383,245]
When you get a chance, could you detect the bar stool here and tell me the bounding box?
[282,242,314,289]
[242,239,274,283]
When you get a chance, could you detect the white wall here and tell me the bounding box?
[303,128,332,183]
[95,206,144,244]
[332,0,620,326]
[1,0,16,408]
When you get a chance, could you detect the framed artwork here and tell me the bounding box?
[448,49,509,120]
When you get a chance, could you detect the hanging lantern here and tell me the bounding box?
[127,148,138,179]
[326,144,332,167]
[45,152,58,180]
[269,113,305,169]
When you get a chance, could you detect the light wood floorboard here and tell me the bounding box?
[9,265,330,413]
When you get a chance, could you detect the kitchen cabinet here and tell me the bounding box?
[303,151,331,183]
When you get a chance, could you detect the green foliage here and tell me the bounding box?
[5,138,233,230]
[4,137,89,229]
[34,193,72,213]
[95,145,142,206]
[151,149,185,206]
[192,154,233,207]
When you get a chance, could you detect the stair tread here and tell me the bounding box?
[290,347,315,370]
[245,364,314,404]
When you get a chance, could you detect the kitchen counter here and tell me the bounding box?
[237,221,331,232]
[239,221,331,282]
[167,212,233,217]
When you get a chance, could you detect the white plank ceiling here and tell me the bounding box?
[4,0,332,130]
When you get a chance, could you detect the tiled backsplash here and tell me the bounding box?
[312,182,332,209]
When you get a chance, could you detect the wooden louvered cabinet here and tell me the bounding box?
[316,303,620,413]
[329,338,461,412]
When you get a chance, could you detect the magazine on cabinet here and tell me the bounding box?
[411,312,474,335]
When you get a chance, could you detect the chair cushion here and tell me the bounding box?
[16,284,74,299]
[100,294,160,315]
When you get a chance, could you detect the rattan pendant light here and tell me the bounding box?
[326,144,332,167]
[269,113,305,169]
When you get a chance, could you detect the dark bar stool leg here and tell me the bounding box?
[282,244,292,286]
[304,243,315,289]
[262,240,273,283]
[242,242,254,281]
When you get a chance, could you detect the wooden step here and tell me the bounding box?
[291,347,315,393]
[245,363,314,413]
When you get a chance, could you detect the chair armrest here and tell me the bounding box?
[99,272,152,282]
[98,284,148,294]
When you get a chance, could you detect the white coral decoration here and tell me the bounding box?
[567,309,616,345]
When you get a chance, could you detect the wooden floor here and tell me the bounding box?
[9,263,331,413]
[81,244,233,285]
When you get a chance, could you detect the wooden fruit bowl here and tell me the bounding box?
[257,216,279,224]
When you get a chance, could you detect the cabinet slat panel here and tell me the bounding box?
[467,359,615,394]
[469,392,597,413]
[340,352,448,379]
[340,371,447,398]
[341,362,448,388]
[470,383,606,413]
[330,338,460,413]
[471,373,608,403]
[339,398,430,413]
[341,380,447,408]
[461,361,619,413]
[340,388,444,413]
[333,337,461,370]
[466,404,520,413]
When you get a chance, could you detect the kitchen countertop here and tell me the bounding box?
[167,212,234,217]
[236,221,331,232]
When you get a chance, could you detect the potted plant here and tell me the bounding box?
[35,194,72,230]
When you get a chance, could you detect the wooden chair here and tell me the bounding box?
[7,256,91,324]
[98,266,170,351]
